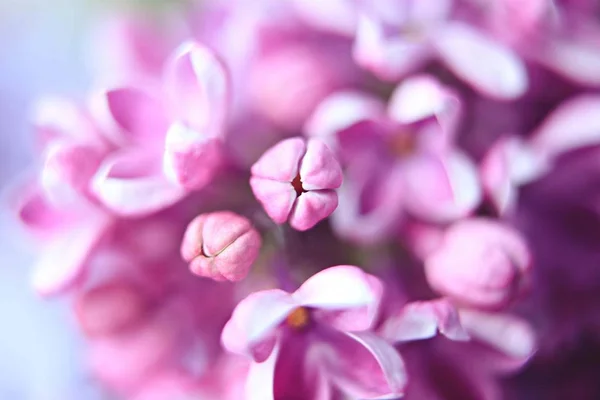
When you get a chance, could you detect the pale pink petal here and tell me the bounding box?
[480,138,515,215]
[405,151,481,222]
[32,210,111,296]
[304,91,386,146]
[530,95,600,158]
[538,39,600,86]
[249,177,297,224]
[481,136,548,214]
[353,14,431,81]
[162,122,223,190]
[105,88,168,143]
[245,343,279,400]
[221,290,298,362]
[380,299,470,343]
[16,186,76,233]
[92,152,186,216]
[251,137,307,182]
[299,139,343,190]
[289,190,338,231]
[387,74,460,126]
[459,309,536,364]
[164,41,229,133]
[32,96,101,146]
[40,141,104,205]
[433,23,528,99]
[293,265,383,332]
[324,331,407,399]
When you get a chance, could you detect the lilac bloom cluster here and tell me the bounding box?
[11,0,600,399]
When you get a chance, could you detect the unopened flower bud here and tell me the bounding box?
[74,281,148,337]
[425,218,531,311]
[181,211,261,282]
[250,137,343,231]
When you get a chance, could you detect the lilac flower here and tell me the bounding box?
[13,98,114,296]
[181,211,262,282]
[92,41,229,216]
[307,75,481,243]
[221,265,407,399]
[250,137,343,231]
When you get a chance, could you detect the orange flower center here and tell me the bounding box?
[389,132,416,158]
[286,307,310,330]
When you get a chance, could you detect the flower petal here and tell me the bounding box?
[324,330,407,399]
[105,88,168,144]
[164,41,229,133]
[294,265,383,332]
[162,122,223,190]
[32,210,111,296]
[92,152,186,217]
[289,190,338,232]
[353,14,430,81]
[245,343,279,400]
[381,299,470,343]
[249,177,297,224]
[387,74,460,129]
[305,91,386,147]
[221,289,298,362]
[299,139,343,190]
[32,96,101,146]
[433,23,528,99]
[15,185,77,234]
[458,309,536,364]
[538,38,600,86]
[530,95,600,159]
[405,151,481,222]
[251,137,307,182]
[480,136,549,214]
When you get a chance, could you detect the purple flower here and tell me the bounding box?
[221,265,407,399]
[13,97,114,296]
[250,137,343,231]
[307,75,481,243]
[92,41,229,216]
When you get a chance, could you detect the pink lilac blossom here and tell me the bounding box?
[9,0,600,398]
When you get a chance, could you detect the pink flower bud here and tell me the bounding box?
[75,281,148,337]
[424,218,531,311]
[181,211,262,282]
[250,137,343,231]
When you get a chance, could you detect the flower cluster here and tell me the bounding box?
[12,0,600,399]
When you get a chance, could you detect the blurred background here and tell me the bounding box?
[0,1,148,398]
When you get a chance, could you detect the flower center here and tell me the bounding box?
[291,174,307,197]
[286,307,310,330]
[389,131,417,158]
